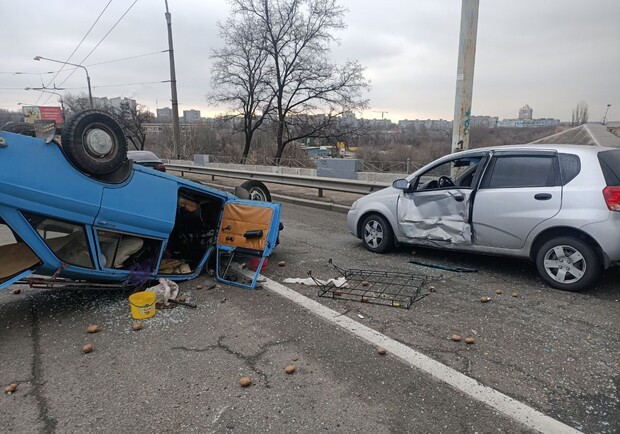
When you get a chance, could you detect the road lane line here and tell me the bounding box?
[259,276,582,434]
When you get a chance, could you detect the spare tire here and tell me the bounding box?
[239,180,271,202]
[1,122,36,137]
[61,110,127,175]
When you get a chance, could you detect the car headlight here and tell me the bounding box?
[350,200,358,211]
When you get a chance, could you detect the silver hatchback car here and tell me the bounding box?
[347,145,620,291]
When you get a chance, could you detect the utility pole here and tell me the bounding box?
[165,0,181,160]
[451,0,479,153]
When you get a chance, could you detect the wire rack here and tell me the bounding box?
[311,260,429,309]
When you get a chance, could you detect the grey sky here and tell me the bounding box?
[1,0,618,122]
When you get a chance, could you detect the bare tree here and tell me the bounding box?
[209,12,275,163]
[228,0,370,163]
[571,101,589,126]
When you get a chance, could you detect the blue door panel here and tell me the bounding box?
[96,171,177,238]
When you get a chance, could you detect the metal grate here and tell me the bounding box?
[312,260,429,309]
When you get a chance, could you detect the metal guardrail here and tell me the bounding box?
[165,163,392,197]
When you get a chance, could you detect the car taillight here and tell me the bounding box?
[155,164,166,172]
[603,186,620,211]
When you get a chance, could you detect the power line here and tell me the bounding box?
[85,50,167,67]
[78,0,140,65]
[49,0,139,104]
[39,0,114,105]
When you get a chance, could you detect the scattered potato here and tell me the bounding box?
[465,337,476,345]
[377,347,387,355]
[87,324,100,334]
[4,383,17,394]
[132,322,143,331]
[278,261,286,267]
[285,365,296,374]
[512,292,519,298]
[12,288,21,295]
[177,295,187,303]
[361,296,369,303]
[239,377,252,387]
[196,285,204,290]
[495,289,503,295]
[82,344,93,354]
[480,296,490,303]
[361,280,369,287]
[451,334,462,342]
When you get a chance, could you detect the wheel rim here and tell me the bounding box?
[363,219,384,249]
[84,125,115,158]
[248,187,267,201]
[543,245,586,284]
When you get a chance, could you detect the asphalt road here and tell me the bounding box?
[1,202,618,433]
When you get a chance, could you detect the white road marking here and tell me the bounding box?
[258,276,582,434]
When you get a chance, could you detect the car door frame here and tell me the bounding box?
[395,151,490,246]
[215,198,281,289]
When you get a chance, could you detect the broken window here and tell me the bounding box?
[22,212,94,269]
[96,230,162,273]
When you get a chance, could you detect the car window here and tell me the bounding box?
[96,230,162,276]
[23,212,94,269]
[415,156,483,190]
[483,155,556,189]
[0,219,41,284]
[558,153,580,185]
[598,149,620,186]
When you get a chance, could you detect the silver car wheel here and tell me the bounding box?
[363,220,384,249]
[542,245,586,284]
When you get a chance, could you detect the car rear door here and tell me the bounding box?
[215,199,281,289]
[471,150,562,249]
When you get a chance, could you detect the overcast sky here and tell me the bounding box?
[1,0,618,122]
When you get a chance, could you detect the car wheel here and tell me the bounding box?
[61,110,128,175]
[535,236,600,291]
[1,122,36,137]
[239,180,271,202]
[361,214,394,253]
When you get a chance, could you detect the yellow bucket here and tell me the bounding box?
[128,291,156,319]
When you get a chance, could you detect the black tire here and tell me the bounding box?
[1,122,36,137]
[61,110,127,175]
[360,214,394,253]
[535,236,601,291]
[240,180,271,202]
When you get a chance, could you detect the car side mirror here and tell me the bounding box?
[392,178,411,191]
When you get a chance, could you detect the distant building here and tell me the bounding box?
[92,97,136,119]
[183,109,201,123]
[397,119,452,131]
[519,104,533,120]
[470,116,498,128]
[157,107,172,121]
[497,118,560,128]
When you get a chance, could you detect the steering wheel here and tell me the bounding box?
[438,175,455,188]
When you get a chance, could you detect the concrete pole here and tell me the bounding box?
[165,0,182,159]
[451,0,479,153]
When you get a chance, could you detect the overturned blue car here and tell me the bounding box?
[0,110,281,291]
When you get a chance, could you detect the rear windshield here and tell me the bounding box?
[598,150,620,186]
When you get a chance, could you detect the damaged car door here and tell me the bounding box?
[215,199,281,289]
[394,153,488,245]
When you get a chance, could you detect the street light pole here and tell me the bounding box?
[33,56,93,109]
